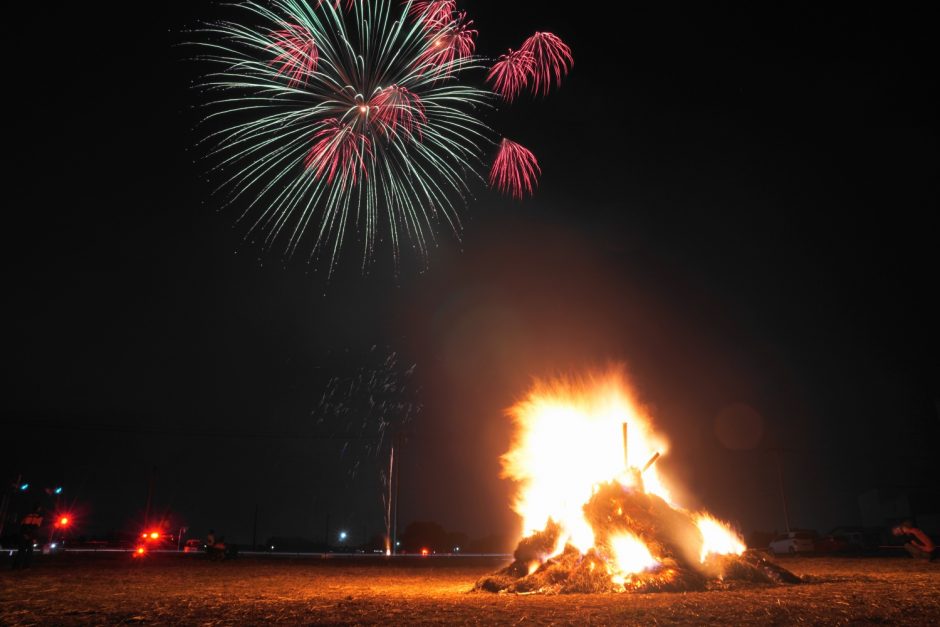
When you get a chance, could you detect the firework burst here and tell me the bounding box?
[197,1,492,272]
[371,85,428,138]
[268,24,318,87]
[303,118,372,187]
[419,11,477,69]
[490,138,540,199]
[407,0,456,26]
[487,48,535,102]
[520,31,573,96]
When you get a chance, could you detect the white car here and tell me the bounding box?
[768,531,815,555]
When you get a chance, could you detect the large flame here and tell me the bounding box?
[609,531,659,583]
[501,369,744,581]
[695,513,747,563]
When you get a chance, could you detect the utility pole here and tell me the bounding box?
[769,449,792,533]
[392,432,402,555]
[386,443,395,555]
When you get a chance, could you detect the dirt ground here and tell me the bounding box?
[1,553,938,625]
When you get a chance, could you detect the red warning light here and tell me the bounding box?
[149,532,160,540]
[420,548,430,556]
[58,516,70,527]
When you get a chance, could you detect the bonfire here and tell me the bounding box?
[476,369,799,594]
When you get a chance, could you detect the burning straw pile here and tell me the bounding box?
[475,370,801,594]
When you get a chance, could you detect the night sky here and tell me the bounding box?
[6,2,937,548]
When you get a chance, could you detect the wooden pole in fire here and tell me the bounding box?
[642,452,661,473]
[622,422,628,470]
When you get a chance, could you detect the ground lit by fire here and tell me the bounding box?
[2,555,938,625]
[482,369,784,593]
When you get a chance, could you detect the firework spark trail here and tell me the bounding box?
[371,85,427,138]
[312,346,421,476]
[490,138,540,199]
[487,48,535,102]
[268,24,319,86]
[407,0,456,25]
[309,346,421,547]
[197,0,492,272]
[303,118,372,186]
[418,11,477,70]
[520,31,573,96]
[317,0,356,10]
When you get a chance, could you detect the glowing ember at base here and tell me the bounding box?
[475,369,800,594]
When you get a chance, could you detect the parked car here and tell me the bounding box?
[183,538,205,553]
[825,527,872,552]
[769,531,815,555]
[815,534,851,553]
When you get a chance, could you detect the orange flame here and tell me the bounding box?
[609,532,659,583]
[695,513,746,562]
[501,368,745,576]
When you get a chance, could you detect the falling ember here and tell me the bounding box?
[490,138,540,199]
[477,368,800,594]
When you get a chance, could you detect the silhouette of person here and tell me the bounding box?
[12,504,44,570]
[893,520,936,561]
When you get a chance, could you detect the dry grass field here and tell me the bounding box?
[2,553,938,625]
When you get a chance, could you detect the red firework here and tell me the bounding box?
[490,138,540,199]
[519,32,573,96]
[304,119,372,187]
[269,24,318,87]
[420,12,477,68]
[371,85,427,139]
[407,0,456,26]
[487,48,535,102]
[316,0,356,10]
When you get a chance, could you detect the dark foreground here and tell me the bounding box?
[2,553,938,625]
